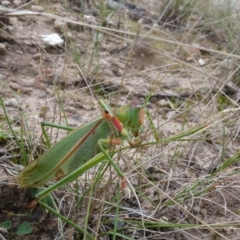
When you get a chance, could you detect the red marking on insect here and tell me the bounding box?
[110,138,122,145]
[102,110,124,133]
[102,110,112,120]
[111,116,124,132]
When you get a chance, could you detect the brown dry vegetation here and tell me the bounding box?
[0,0,240,239]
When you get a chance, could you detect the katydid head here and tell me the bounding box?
[98,99,144,142]
[99,99,128,138]
[115,101,144,138]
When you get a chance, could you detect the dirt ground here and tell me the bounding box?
[1,0,240,239]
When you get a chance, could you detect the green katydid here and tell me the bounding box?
[17,99,144,195]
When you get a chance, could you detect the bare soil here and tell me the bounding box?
[1,0,240,239]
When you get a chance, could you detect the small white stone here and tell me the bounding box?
[31,5,44,12]
[84,15,95,20]
[84,15,97,25]
[100,59,108,65]
[7,26,14,31]
[13,0,22,7]
[2,1,11,6]
[198,58,206,66]
[158,99,169,107]
[41,33,64,46]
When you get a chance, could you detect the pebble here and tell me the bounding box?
[9,82,21,90]
[4,98,19,108]
[198,58,206,67]
[103,68,114,76]
[158,99,169,107]
[0,43,6,55]
[100,59,108,66]
[1,1,11,6]
[23,40,33,46]
[73,102,84,109]
[13,0,22,7]
[21,87,33,94]
[41,34,64,46]
[149,96,158,103]
[46,88,54,96]
[16,50,23,55]
[116,68,124,76]
[83,15,97,25]
[32,53,42,60]
[114,61,126,69]
[193,206,201,213]
[65,31,73,40]
[23,78,35,87]
[54,20,66,32]
[31,5,44,12]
